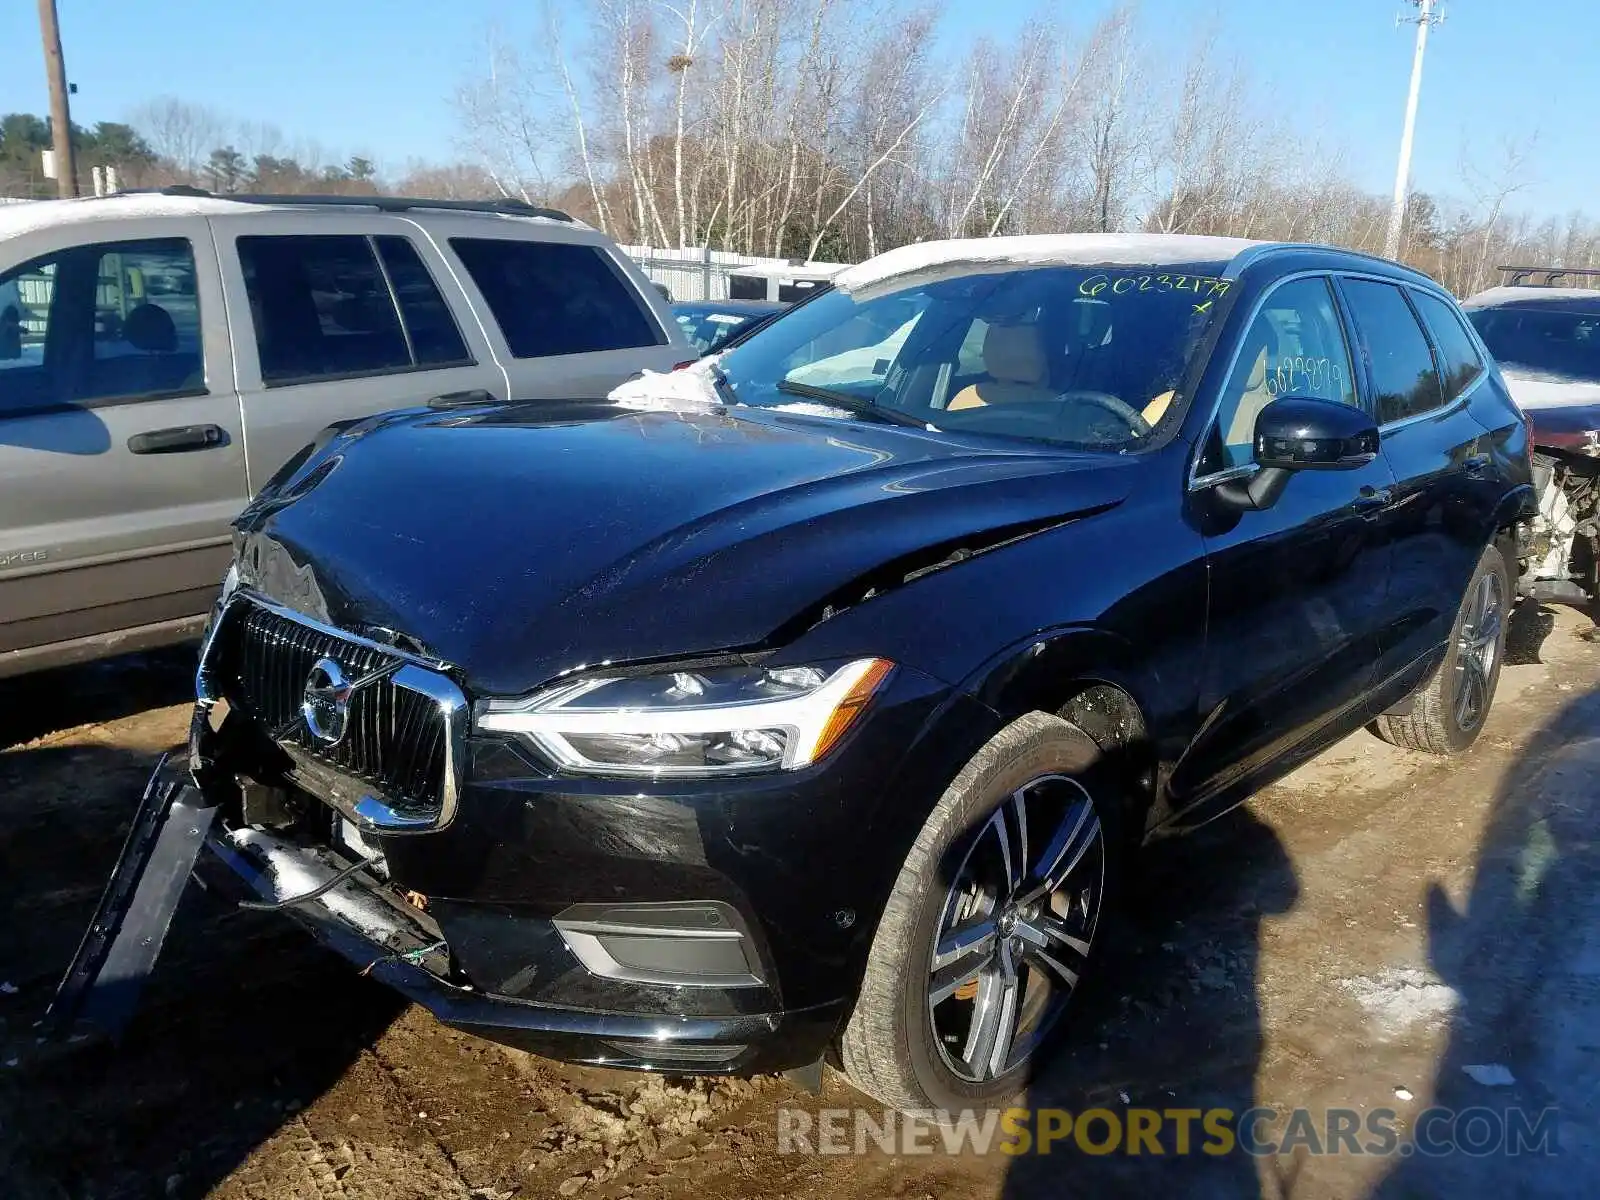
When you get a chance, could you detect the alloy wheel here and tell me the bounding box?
[927,774,1105,1083]
[1453,569,1504,732]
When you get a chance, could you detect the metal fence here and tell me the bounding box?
[620,243,847,303]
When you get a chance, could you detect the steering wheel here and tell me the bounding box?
[1051,390,1153,439]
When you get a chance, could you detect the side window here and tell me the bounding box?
[1204,276,1357,473]
[2,238,204,416]
[1411,289,1485,403]
[1340,279,1444,425]
[239,235,410,384]
[87,239,204,401]
[449,238,664,359]
[373,236,471,367]
[0,260,58,414]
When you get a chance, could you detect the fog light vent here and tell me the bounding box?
[600,1038,746,1067]
[553,901,766,989]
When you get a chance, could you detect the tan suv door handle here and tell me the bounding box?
[127,424,227,454]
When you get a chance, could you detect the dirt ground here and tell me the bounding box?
[2,607,1597,1199]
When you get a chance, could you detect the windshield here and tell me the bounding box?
[1468,305,1600,384]
[716,262,1231,450]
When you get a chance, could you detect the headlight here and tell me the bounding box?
[476,658,894,777]
[218,561,241,604]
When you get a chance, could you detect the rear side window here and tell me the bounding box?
[1411,290,1485,402]
[374,236,471,367]
[1,237,204,415]
[450,238,663,358]
[1340,279,1444,425]
[239,235,469,385]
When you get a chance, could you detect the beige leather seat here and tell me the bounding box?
[1224,342,1276,449]
[948,323,1057,411]
[1141,390,1176,426]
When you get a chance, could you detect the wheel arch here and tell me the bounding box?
[958,626,1163,837]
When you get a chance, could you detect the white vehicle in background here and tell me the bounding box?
[1464,267,1600,612]
[0,188,691,677]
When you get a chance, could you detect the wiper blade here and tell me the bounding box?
[708,362,739,405]
[775,379,931,428]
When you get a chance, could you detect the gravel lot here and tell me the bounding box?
[2,606,1596,1199]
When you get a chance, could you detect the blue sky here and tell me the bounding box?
[0,0,1592,217]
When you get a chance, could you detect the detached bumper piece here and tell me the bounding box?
[46,753,217,1039]
[205,826,837,1074]
[50,754,840,1074]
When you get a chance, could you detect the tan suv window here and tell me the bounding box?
[1,238,202,416]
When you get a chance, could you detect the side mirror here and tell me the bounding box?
[1254,395,1380,471]
[1214,395,1380,512]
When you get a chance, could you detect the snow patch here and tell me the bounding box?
[607,362,721,411]
[1502,373,1600,411]
[1464,285,1600,308]
[833,233,1260,295]
[229,829,400,944]
[1338,967,1460,1039]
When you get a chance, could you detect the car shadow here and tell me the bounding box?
[0,646,200,749]
[0,740,406,1199]
[0,405,113,455]
[1368,683,1600,1194]
[996,806,1299,1197]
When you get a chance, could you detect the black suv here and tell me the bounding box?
[61,235,1533,1116]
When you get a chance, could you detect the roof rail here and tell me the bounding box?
[110,185,575,223]
[1232,241,1437,282]
[1497,264,1600,288]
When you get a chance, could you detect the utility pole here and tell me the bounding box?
[37,0,79,198]
[1384,0,1444,261]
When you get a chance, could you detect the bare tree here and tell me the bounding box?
[128,96,227,179]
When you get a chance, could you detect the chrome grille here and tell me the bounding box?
[215,601,455,824]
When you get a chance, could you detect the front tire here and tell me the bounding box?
[838,712,1122,1114]
[1372,543,1511,755]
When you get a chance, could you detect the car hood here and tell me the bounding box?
[1503,371,1600,413]
[234,402,1134,695]
[1504,372,1600,451]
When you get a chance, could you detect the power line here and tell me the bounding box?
[1384,0,1445,261]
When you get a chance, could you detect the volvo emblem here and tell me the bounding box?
[301,657,354,745]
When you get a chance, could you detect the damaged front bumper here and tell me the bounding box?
[47,745,844,1076]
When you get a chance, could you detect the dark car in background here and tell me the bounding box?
[61,234,1534,1118]
[671,298,787,356]
[1464,274,1600,608]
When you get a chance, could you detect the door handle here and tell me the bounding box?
[127,424,227,454]
[1353,486,1393,512]
[1464,452,1491,477]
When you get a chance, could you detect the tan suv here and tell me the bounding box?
[0,189,690,677]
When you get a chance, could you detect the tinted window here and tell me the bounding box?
[450,238,663,358]
[1412,290,1484,401]
[673,306,772,355]
[374,236,471,367]
[719,262,1235,451]
[240,235,409,383]
[1468,305,1600,385]
[1204,276,1358,473]
[1,238,203,416]
[1341,279,1443,425]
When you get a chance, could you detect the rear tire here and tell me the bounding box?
[1372,543,1511,755]
[837,712,1123,1115]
